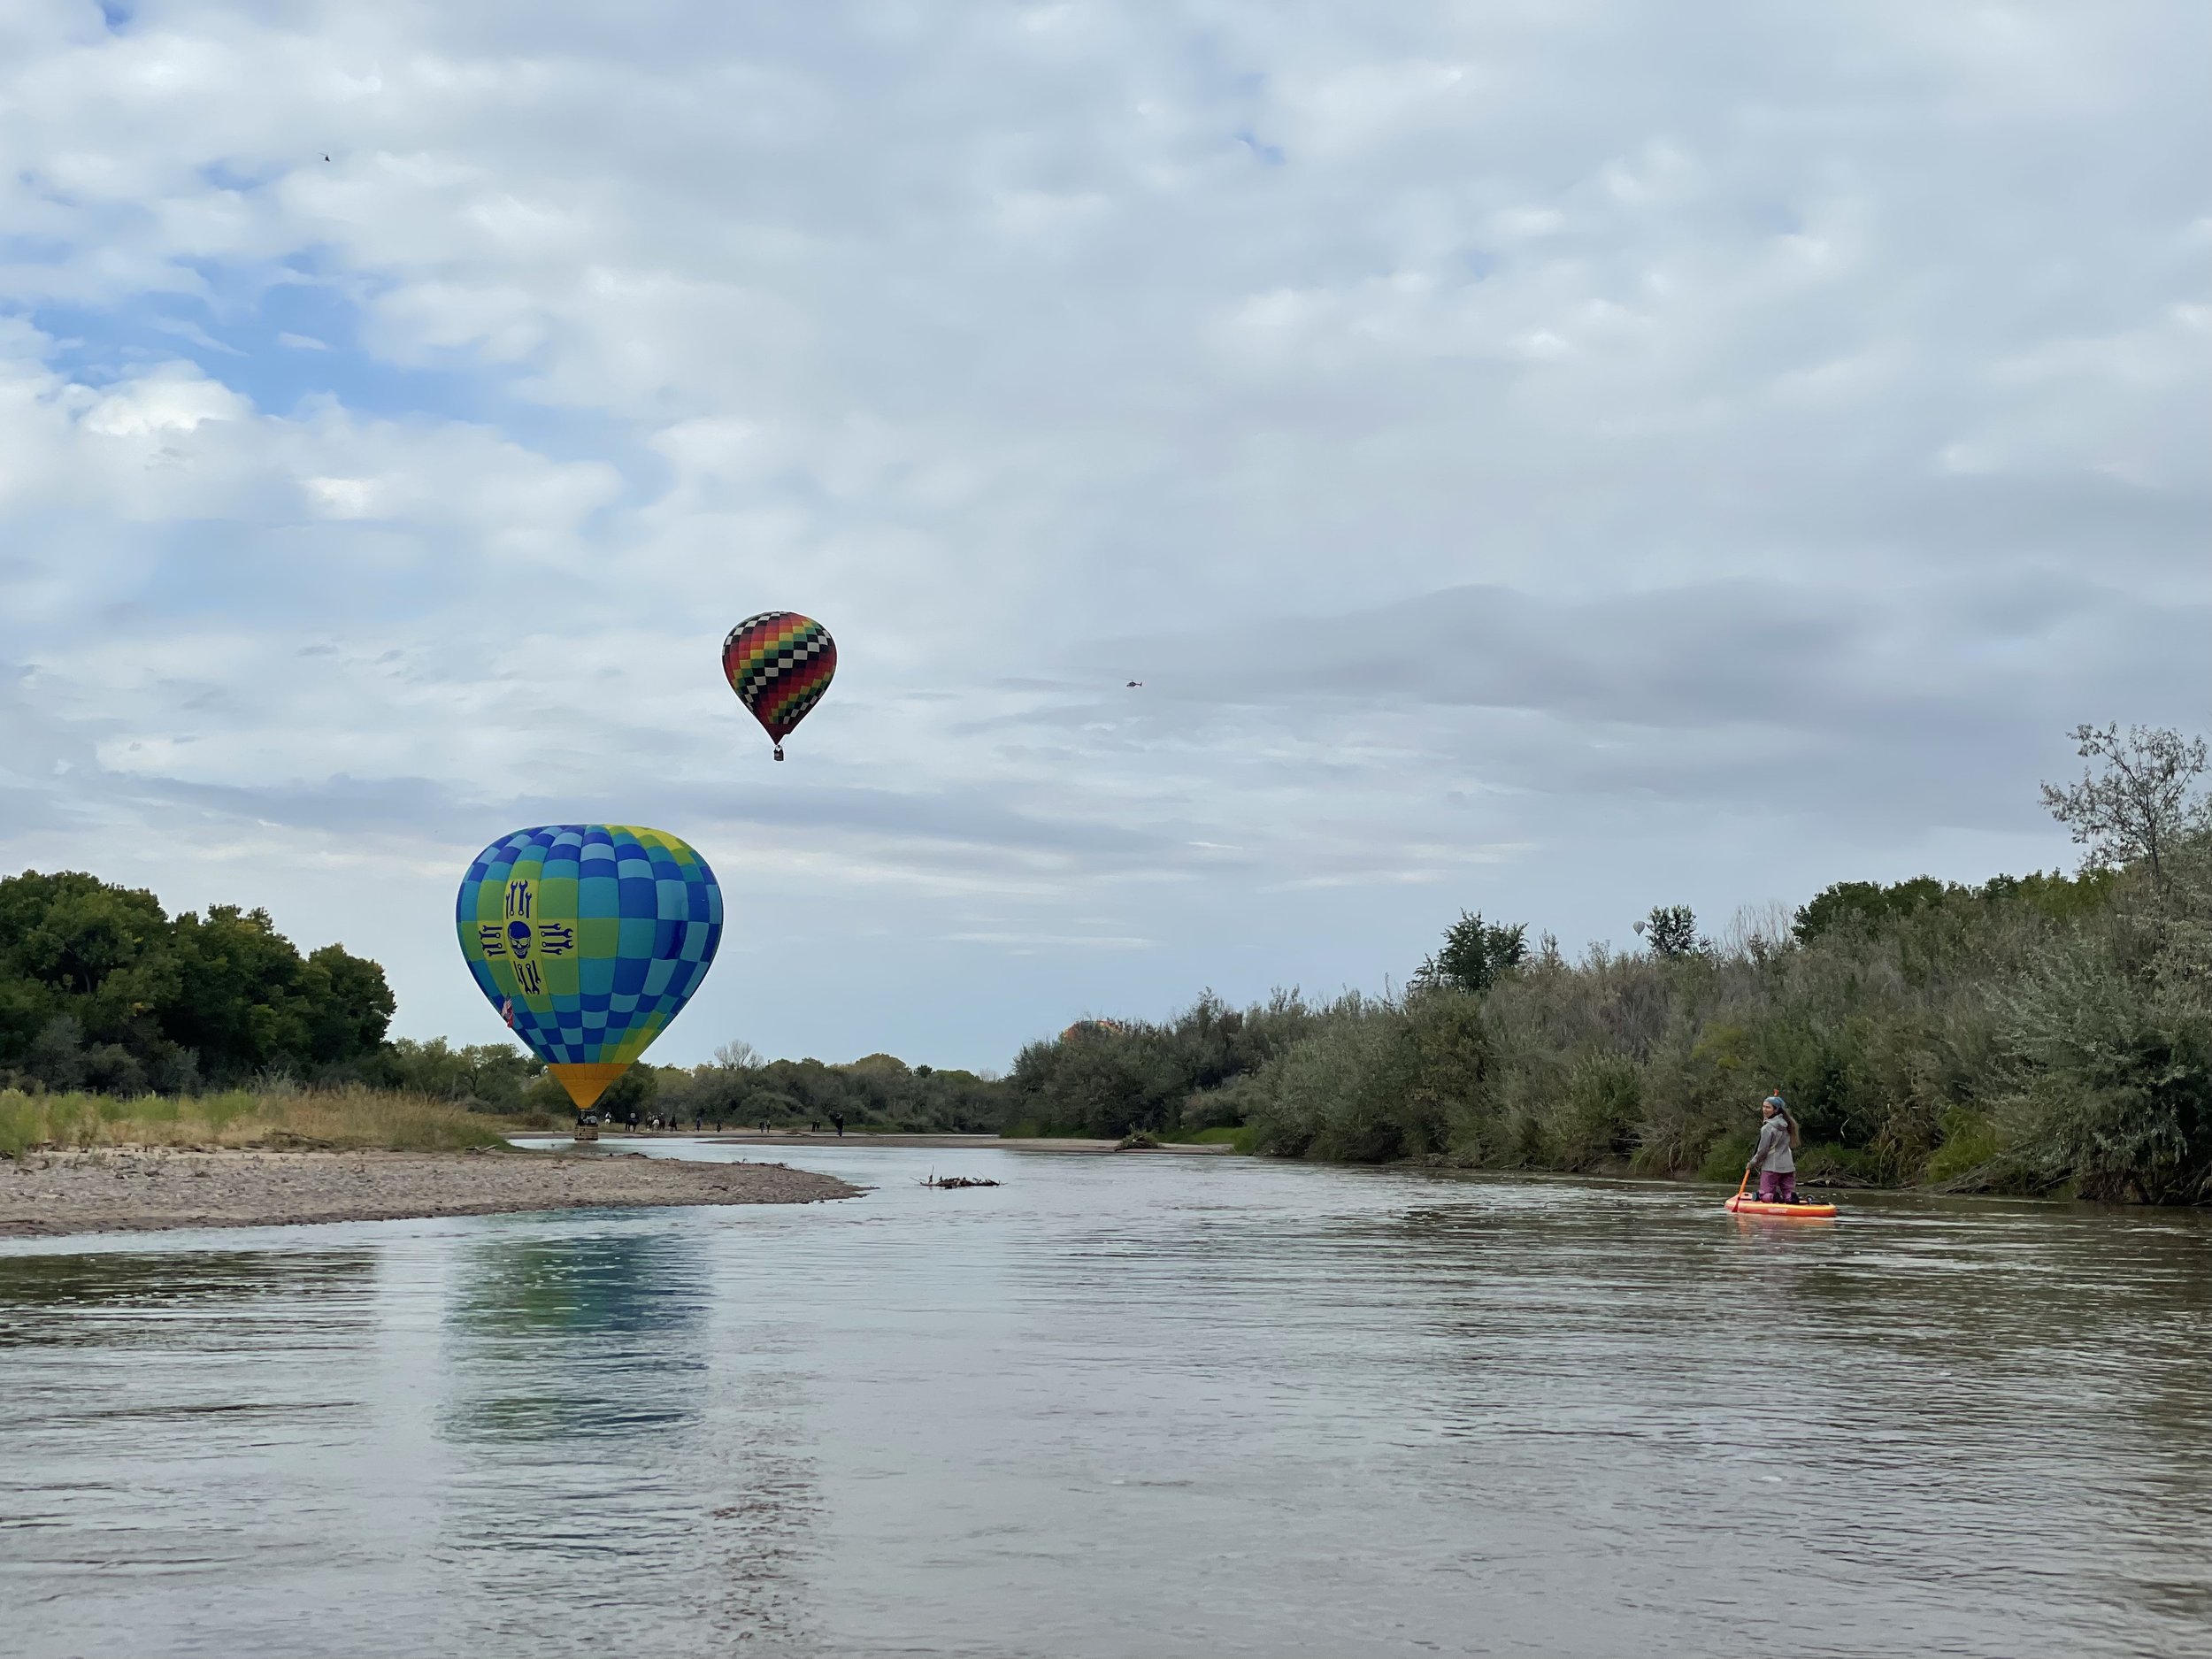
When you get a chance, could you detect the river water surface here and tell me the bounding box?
[2,1143,2208,1657]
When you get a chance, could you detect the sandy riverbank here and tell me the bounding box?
[0,1147,859,1239]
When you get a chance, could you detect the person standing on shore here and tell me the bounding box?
[1747,1091,1799,1202]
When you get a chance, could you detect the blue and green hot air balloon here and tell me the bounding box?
[456,825,723,1112]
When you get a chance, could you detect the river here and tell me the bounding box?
[1,1142,2207,1656]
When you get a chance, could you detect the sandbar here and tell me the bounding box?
[0,1147,858,1239]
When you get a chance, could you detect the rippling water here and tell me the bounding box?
[2,1143,2207,1656]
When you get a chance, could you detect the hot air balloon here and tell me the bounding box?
[723,611,835,760]
[457,825,723,1117]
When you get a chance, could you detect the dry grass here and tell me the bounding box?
[0,1085,550,1159]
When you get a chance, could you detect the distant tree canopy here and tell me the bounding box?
[651,1048,1007,1132]
[1641,904,1701,959]
[1414,912,1528,994]
[1793,869,2114,943]
[0,870,396,1094]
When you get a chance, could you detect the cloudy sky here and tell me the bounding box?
[3,2,2207,1071]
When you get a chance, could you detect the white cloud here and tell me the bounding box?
[79,365,248,435]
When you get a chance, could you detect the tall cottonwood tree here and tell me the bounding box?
[2040,723,2210,890]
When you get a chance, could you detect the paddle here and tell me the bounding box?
[1732,1165,1752,1210]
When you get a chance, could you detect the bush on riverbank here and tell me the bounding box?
[1005,990,1320,1141]
[1985,846,2212,1202]
[0,1084,550,1159]
[365,1037,549,1112]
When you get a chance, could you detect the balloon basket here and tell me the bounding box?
[572,1118,600,1143]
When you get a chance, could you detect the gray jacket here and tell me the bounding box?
[1752,1116,1795,1174]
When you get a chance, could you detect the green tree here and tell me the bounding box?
[299,944,397,1065]
[1794,878,1948,941]
[0,871,178,1058]
[2040,723,2210,890]
[0,872,395,1090]
[1415,912,1528,995]
[1640,905,1701,959]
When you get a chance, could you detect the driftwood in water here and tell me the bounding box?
[920,1171,1002,1189]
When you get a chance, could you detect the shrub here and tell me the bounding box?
[1924,1110,2003,1187]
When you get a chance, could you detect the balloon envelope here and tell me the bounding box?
[723,611,835,758]
[457,825,723,1110]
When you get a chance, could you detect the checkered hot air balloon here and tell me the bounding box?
[457,826,723,1113]
[722,611,835,760]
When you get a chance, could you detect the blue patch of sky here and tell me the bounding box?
[1462,250,1496,280]
[35,254,500,419]
[20,253,663,501]
[98,2,132,31]
[201,161,282,194]
[1181,33,1279,165]
[1184,29,1266,102]
[120,516,496,631]
[1235,130,1286,166]
[0,234,74,265]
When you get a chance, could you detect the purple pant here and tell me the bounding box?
[1758,1169,1796,1203]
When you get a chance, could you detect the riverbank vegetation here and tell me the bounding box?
[0,1084,532,1158]
[1010,726,2212,1203]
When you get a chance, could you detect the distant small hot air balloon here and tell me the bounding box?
[457,825,723,1117]
[723,611,835,760]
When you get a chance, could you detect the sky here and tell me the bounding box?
[2,1,2208,1071]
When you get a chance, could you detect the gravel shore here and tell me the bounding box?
[0,1148,859,1239]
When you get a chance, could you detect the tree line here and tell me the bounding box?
[0,872,396,1095]
[615,1042,1009,1133]
[0,871,1010,1133]
[1006,724,2212,1203]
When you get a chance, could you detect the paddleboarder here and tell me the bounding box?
[1747,1091,1799,1204]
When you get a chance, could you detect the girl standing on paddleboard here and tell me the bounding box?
[1747,1091,1800,1203]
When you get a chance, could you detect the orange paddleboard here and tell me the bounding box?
[1727,1194,1839,1219]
